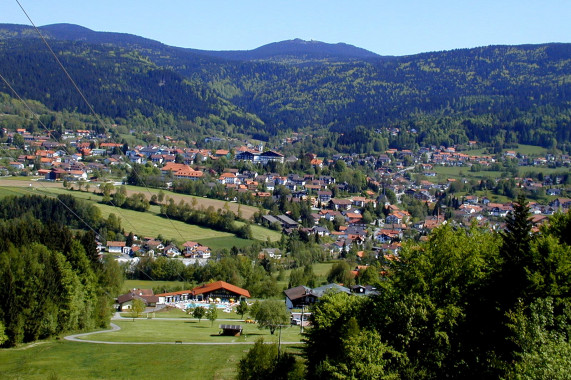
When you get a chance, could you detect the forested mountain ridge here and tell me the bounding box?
[0,29,264,137]
[190,39,382,62]
[0,23,381,62]
[0,23,570,151]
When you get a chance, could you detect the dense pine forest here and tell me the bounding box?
[0,195,123,347]
[0,24,570,152]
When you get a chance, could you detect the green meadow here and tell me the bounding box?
[431,165,568,182]
[0,340,301,379]
[0,184,281,248]
[0,317,304,380]
[80,318,302,344]
[275,262,335,290]
[464,144,549,157]
[123,279,188,293]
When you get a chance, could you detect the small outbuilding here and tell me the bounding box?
[219,324,243,336]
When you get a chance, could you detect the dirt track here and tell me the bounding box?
[0,179,258,220]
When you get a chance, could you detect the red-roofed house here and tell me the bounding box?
[190,281,250,301]
[161,162,203,180]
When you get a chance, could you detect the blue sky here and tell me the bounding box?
[3,0,570,56]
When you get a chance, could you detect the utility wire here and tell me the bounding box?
[15,0,190,245]
[9,1,196,283]
[15,0,107,132]
[0,142,102,240]
[0,70,142,238]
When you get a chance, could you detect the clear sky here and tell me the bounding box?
[3,0,570,56]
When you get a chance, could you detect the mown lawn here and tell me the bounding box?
[0,318,304,379]
[0,186,35,197]
[0,340,252,379]
[150,306,245,320]
[79,319,303,344]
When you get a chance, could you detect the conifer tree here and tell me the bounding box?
[499,193,533,304]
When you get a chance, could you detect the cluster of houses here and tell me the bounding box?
[105,237,211,261]
[3,125,569,266]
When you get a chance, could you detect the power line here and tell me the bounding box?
[0,144,103,240]
[15,0,107,132]
[0,71,142,238]
[14,0,190,245]
[9,1,209,288]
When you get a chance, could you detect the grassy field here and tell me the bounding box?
[123,279,188,293]
[121,185,260,220]
[312,262,335,278]
[0,317,304,379]
[464,144,549,157]
[0,182,281,247]
[431,166,506,180]
[431,165,569,182]
[84,319,302,344]
[237,221,281,243]
[0,340,276,379]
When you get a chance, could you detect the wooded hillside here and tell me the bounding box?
[0,23,569,151]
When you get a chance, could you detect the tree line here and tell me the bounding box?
[301,198,571,379]
[0,195,124,347]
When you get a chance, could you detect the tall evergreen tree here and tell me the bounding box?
[499,193,533,304]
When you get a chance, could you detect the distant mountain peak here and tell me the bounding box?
[249,38,380,60]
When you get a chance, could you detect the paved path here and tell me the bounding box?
[64,319,302,346]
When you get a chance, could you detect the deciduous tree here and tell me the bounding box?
[130,298,146,321]
[192,306,206,323]
[236,300,249,320]
[206,304,218,327]
[252,299,289,335]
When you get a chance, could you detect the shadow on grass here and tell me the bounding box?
[182,321,200,324]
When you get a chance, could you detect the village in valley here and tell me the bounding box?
[1,8,571,377]
[2,125,570,273]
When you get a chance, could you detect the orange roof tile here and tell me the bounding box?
[191,281,250,298]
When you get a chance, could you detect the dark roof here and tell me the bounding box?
[260,150,284,157]
[284,285,314,301]
[312,283,351,297]
[262,215,281,224]
[275,214,298,226]
[117,291,159,305]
